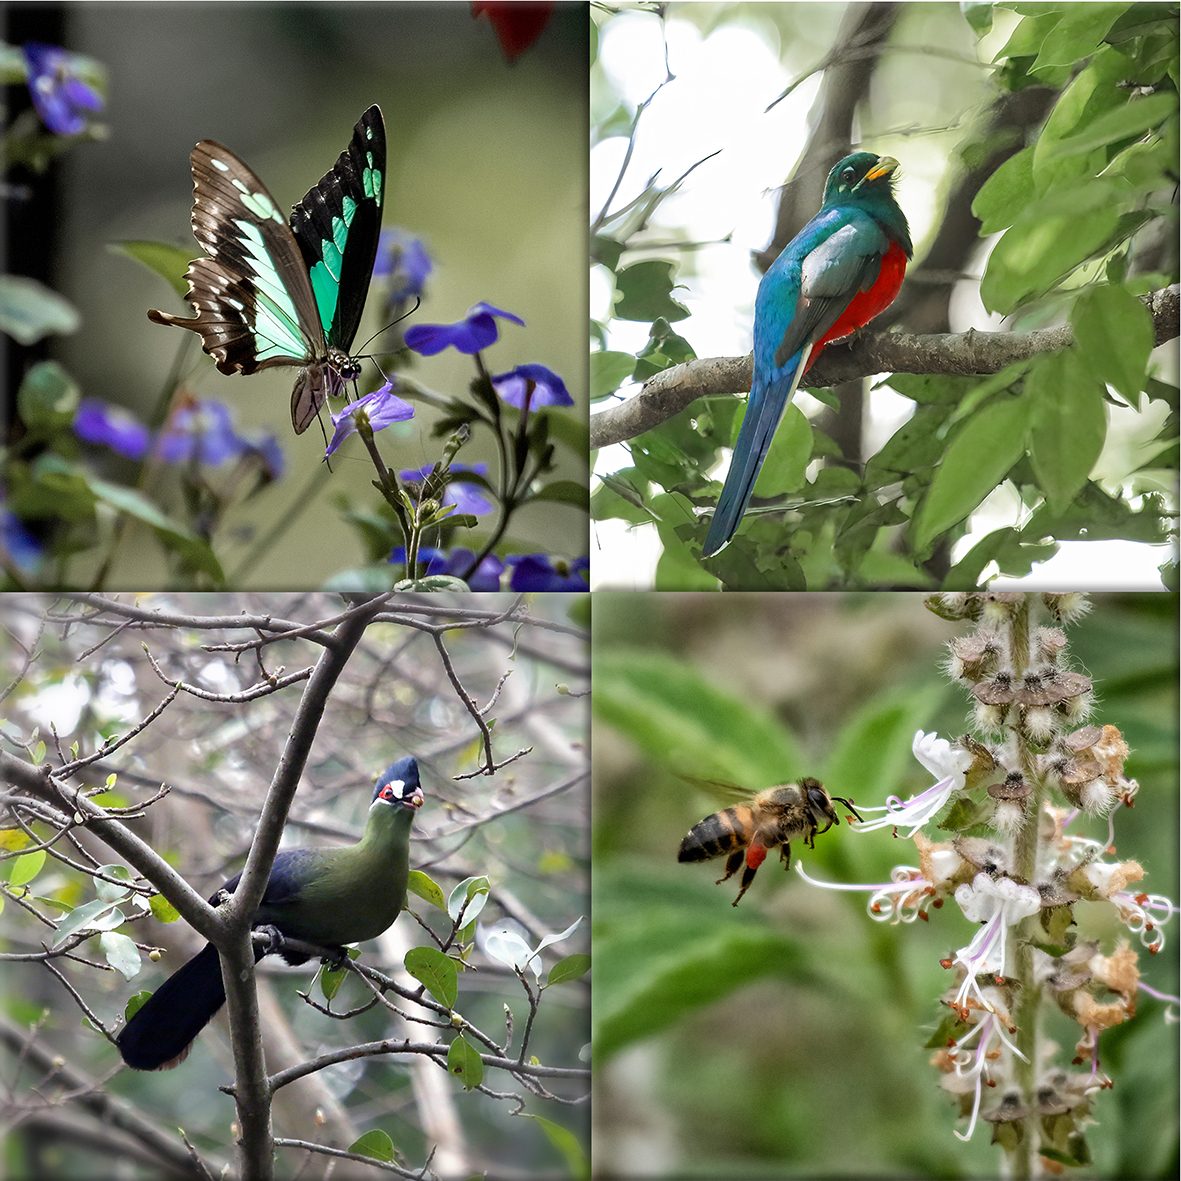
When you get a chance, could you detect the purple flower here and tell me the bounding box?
[398,463,494,516]
[374,229,433,303]
[75,399,150,460]
[492,364,573,409]
[23,43,103,135]
[390,546,505,591]
[155,400,243,465]
[404,302,525,356]
[506,554,589,592]
[325,382,415,456]
[2,499,43,576]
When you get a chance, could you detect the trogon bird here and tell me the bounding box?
[116,757,423,1070]
[702,152,912,557]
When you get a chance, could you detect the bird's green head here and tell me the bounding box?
[822,152,912,255]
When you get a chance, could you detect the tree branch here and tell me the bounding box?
[590,284,1179,450]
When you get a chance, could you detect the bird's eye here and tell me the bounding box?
[841,167,856,185]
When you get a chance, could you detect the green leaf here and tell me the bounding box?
[0,274,81,343]
[613,260,690,322]
[148,894,181,922]
[8,849,46,888]
[913,395,1032,551]
[590,350,636,400]
[404,946,458,1008]
[522,1114,589,1181]
[100,931,142,980]
[446,1034,483,1091]
[972,146,1034,234]
[530,480,591,511]
[980,182,1127,313]
[1042,90,1177,159]
[546,953,591,987]
[113,240,195,300]
[407,869,447,910]
[1030,4,1129,69]
[751,404,812,497]
[592,648,803,786]
[447,876,490,925]
[1071,285,1154,400]
[17,361,80,432]
[88,478,226,584]
[348,1129,396,1163]
[1027,350,1108,513]
[123,990,153,1021]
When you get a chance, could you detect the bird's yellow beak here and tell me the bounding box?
[860,156,900,185]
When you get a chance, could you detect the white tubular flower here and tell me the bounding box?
[796,861,934,924]
[852,732,972,838]
[949,1008,1029,1142]
[951,874,1041,1012]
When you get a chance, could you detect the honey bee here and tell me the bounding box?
[677,776,862,906]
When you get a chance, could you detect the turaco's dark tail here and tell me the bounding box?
[115,941,225,1070]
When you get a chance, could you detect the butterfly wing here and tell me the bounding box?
[289,104,385,357]
[148,140,327,382]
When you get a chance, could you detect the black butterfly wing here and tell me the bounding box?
[289,104,386,356]
[148,139,327,382]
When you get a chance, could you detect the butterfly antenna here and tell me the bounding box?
[357,295,421,357]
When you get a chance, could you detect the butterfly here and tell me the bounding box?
[149,105,386,434]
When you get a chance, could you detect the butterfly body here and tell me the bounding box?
[149,106,386,434]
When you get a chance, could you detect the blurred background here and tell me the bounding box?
[592,592,1178,1178]
[6,2,587,585]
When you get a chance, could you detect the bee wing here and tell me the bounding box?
[676,773,756,805]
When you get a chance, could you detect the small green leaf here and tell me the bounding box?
[546,953,590,987]
[404,946,458,1008]
[1071,285,1154,401]
[913,395,1032,551]
[613,260,690,322]
[447,877,490,925]
[113,240,195,300]
[0,274,81,343]
[123,990,153,1021]
[100,931,142,980]
[446,1034,484,1091]
[9,849,46,888]
[348,1129,395,1163]
[148,894,180,923]
[590,350,636,401]
[521,1114,589,1181]
[17,361,79,431]
[530,480,590,510]
[407,870,447,910]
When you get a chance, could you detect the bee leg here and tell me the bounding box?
[779,842,792,872]
[732,863,758,906]
[715,849,745,885]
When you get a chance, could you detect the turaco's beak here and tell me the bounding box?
[858,156,900,186]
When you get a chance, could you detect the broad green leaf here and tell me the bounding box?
[522,1114,589,1181]
[404,945,458,1008]
[0,274,80,343]
[979,182,1127,313]
[113,240,195,299]
[1027,350,1108,513]
[407,869,447,910]
[913,395,1032,551]
[447,876,490,925]
[751,403,813,497]
[17,361,79,432]
[590,350,636,400]
[613,260,690,322]
[1031,4,1129,70]
[972,147,1034,234]
[1043,91,1177,159]
[530,480,591,510]
[148,894,180,922]
[8,849,46,888]
[100,931,141,980]
[1071,284,1153,400]
[546,953,590,987]
[349,1129,395,1163]
[446,1034,483,1090]
[592,647,803,787]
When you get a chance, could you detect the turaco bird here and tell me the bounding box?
[702,152,912,557]
[116,757,423,1070]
